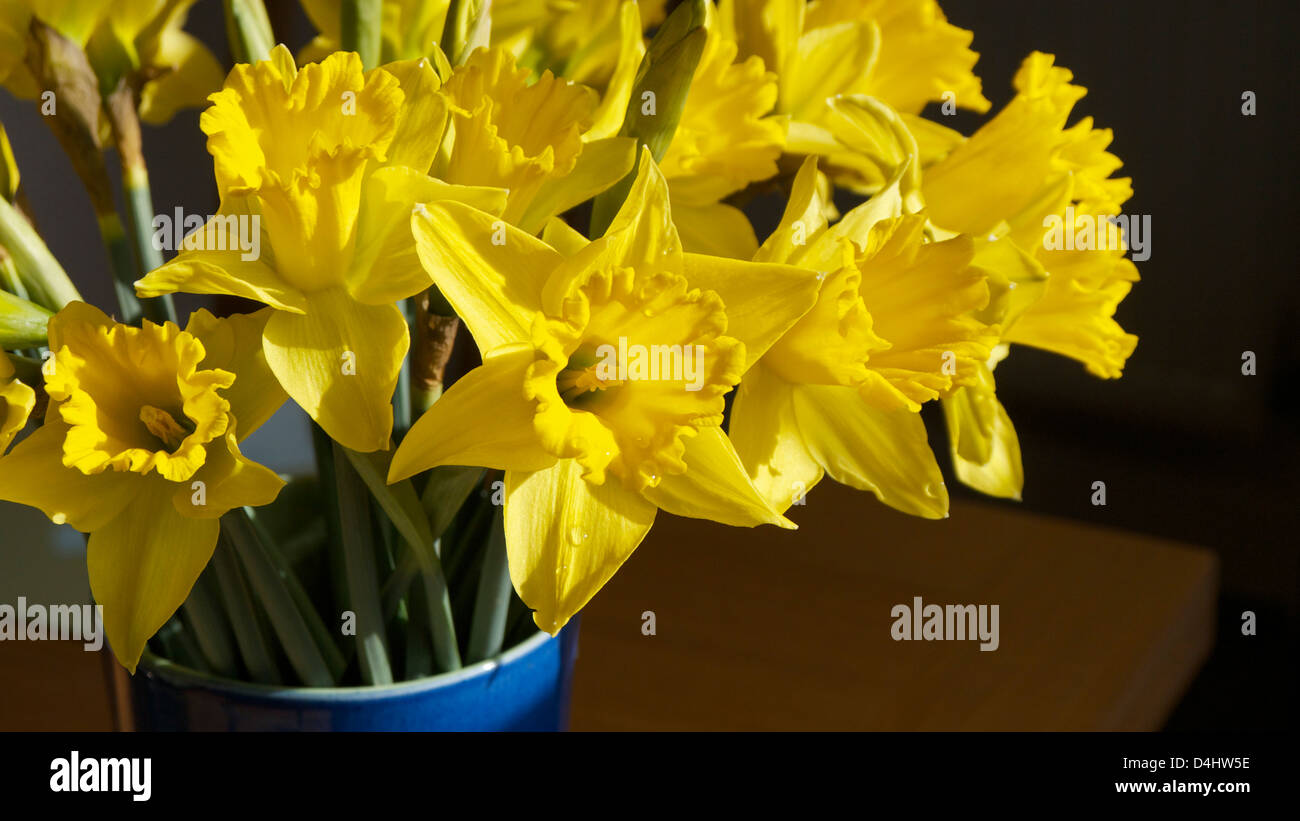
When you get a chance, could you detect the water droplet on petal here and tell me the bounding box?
[52,512,67,526]
[923,482,944,499]
[566,527,589,545]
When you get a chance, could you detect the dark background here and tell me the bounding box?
[0,0,1295,729]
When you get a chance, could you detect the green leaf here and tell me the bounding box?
[211,534,281,685]
[342,446,461,671]
[236,507,347,684]
[421,465,485,541]
[332,442,394,685]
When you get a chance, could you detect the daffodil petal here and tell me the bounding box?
[88,486,220,672]
[174,421,285,519]
[681,252,821,370]
[0,357,35,453]
[722,0,803,86]
[1003,250,1138,378]
[943,374,1023,500]
[585,0,643,140]
[348,166,506,307]
[597,147,682,274]
[505,458,657,634]
[138,29,223,125]
[516,136,638,235]
[728,361,824,512]
[642,425,792,528]
[784,20,879,123]
[672,201,758,260]
[411,200,559,355]
[389,347,558,482]
[184,307,285,438]
[791,384,948,518]
[541,216,591,256]
[262,288,407,452]
[0,418,137,530]
[379,57,448,174]
[136,204,308,314]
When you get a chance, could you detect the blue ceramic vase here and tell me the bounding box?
[129,626,580,731]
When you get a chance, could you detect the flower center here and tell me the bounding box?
[555,347,626,406]
[139,405,194,451]
[527,267,746,490]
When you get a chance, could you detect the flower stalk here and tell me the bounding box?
[223,0,275,64]
[342,0,383,70]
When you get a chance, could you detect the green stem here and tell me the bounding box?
[341,446,461,672]
[0,253,30,300]
[466,507,513,662]
[223,0,275,63]
[224,509,342,686]
[96,211,146,326]
[332,440,394,685]
[589,0,708,237]
[154,615,211,673]
[242,506,346,675]
[120,166,176,324]
[0,195,80,311]
[403,576,433,680]
[211,534,281,684]
[341,0,383,70]
[180,564,239,678]
[0,289,52,348]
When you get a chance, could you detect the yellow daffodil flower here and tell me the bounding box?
[660,4,786,258]
[730,156,997,517]
[0,0,223,124]
[0,351,35,452]
[716,0,988,190]
[436,45,637,233]
[388,149,821,632]
[137,46,503,452]
[0,302,286,670]
[914,52,1138,498]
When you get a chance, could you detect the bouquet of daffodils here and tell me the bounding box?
[0,0,1137,685]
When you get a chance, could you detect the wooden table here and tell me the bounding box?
[568,484,1217,731]
[0,485,1216,731]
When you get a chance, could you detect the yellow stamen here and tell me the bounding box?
[139,405,190,449]
[556,365,624,403]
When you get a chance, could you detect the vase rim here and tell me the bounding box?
[135,629,556,701]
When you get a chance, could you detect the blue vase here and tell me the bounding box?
[129,626,580,731]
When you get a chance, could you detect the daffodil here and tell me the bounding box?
[136,46,503,452]
[388,149,820,632]
[716,0,988,190]
[659,4,786,258]
[0,0,223,124]
[0,302,285,670]
[914,52,1138,498]
[729,156,997,517]
[436,45,637,233]
[0,351,34,453]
